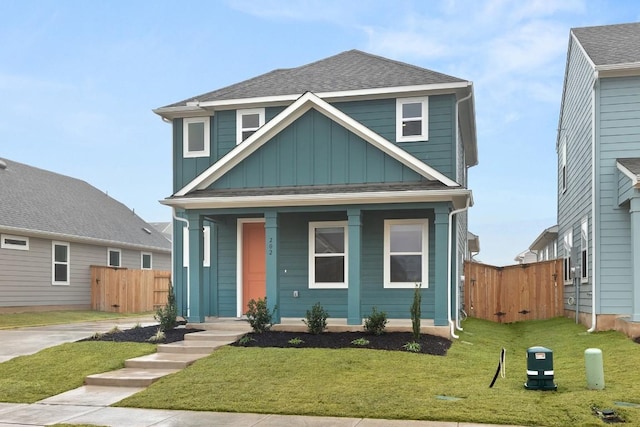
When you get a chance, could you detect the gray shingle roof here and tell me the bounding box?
[0,158,170,251]
[572,22,640,66]
[618,157,640,175]
[164,49,466,108]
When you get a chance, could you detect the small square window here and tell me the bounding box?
[108,248,121,268]
[141,252,152,270]
[236,108,265,144]
[183,117,210,158]
[396,98,429,142]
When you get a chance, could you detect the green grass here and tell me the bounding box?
[0,342,155,403]
[0,310,152,329]
[117,317,640,426]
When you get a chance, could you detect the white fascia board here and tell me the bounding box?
[176,92,459,196]
[617,161,640,188]
[0,226,171,253]
[161,189,472,210]
[597,64,640,78]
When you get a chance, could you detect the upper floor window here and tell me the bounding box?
[141,252,152,270]
[183,117,210,158]
[236,108,265,144]
[396,97,429,142]
[52,241,70,285]
[108,248,121,267]
[561,136,567,193]
[1,234,29,251]
[580,218,588,281]
[309,221,348,289]
[384,219,429,288]
[563,231,572,283]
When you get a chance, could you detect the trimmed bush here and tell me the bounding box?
[155,283,178,331]
[364,307,388,335]
[245,297,275,333]
[303,302,329,334]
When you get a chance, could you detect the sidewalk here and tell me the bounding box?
[0,318,524,427]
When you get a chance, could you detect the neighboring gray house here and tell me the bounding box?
[529,225,558,262]
[557,22,640,335]
[0,158,171,312]
[514,249,538,265]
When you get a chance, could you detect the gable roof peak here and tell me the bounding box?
[571,22,640,66]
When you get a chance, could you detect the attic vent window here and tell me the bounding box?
[1,234,29,250]
[396,97,429,142]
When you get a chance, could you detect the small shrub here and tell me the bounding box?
[402,341,421,353]
[288,337,304,345]
[351,337,370,346]
[155,282,178,331]
[132,322,142,329]
[147,328,166,343]
[238,335,255,345]
[89,332,104,340]
[410,284,422,341]
[108,325,121,334]
[303,302,329,334]
[364,307,388,335]
[245,297,275,333]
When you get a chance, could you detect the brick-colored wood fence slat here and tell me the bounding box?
[90,266,171,313]
[464,260,563,323]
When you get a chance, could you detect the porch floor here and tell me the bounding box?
[189,317,451,339]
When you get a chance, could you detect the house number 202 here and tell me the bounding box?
[268,237,273,256]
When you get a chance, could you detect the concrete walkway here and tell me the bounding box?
[0,317,524,427]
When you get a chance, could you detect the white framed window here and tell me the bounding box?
[236,108,265,144]
[52,241,70,285]
[563,231,573,283]
[561,136,567,193]
[581,218,588,282]
[141,252,152,270]
[183,117,210,158]
[108,248,121,267]
[384,219,429,288]
[203,225,211,268]
[396,97,429,142]
[1,234,29,250]
[309,221,348,289]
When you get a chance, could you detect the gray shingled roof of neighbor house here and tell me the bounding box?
[572,22,640,66]
[0,158,170,251]
[163,49,467,108]
[618,157,640,175]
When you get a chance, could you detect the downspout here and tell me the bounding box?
[588,72,598,333]
[172,208,190,318]
[448,89,474,338]
[448,197,471,339]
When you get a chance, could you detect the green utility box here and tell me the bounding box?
[524,346,557,391]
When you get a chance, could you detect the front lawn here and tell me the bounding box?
[0,310,152,329]
[117,317,640,426]
[0,342,155,403]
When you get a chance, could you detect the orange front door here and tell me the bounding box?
[242,222,266,314]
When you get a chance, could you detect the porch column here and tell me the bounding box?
[187,212,205,323]
[265,210,280,323]
[347,208,362,325]
[434,206,450,326]
[630,197,640,322]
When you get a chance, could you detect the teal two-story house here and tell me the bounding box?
[155,50,477,337]
[557,23,640,336]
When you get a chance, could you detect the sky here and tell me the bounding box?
[1,0,639,266]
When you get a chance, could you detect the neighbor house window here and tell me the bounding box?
[384,219,429,288]
[52,241,69,285]
[563,231,572,283]
[561,136,567,193]
[183,117,210,158]
[309,221,347,289]
[236,108,265,144]
[396,97,429,142]
[1,234,29,250]
[108,248,121,267]
[581,218,588,281]
[141,252,152,270]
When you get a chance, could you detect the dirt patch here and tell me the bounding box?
[230,331,451,356]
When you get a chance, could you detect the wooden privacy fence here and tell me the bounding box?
[91,266,171,313]
[464,259,563,323]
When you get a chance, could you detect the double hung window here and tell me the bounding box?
[396,97,429,142]
[309,221,347,289]
[384,219,428,288]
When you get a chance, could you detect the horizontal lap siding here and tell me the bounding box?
[598,76,640,314]
[558,39,594,314]
[173,118,216,192]
[216,217,238,317]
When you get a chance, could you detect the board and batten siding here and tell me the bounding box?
[596,76,640,314]
[557,37,595,315]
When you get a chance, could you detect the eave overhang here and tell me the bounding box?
[617,160,640,188]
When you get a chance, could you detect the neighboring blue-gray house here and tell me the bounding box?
[0,158,171,312]
[156,50,477,337]
[557,22,640,335]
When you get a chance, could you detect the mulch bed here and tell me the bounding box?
[230,331,452,355]
[78,324,204,344]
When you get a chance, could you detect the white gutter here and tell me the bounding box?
[172,208,190,318]
[588,72,598,333]
[447,198,471,339]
